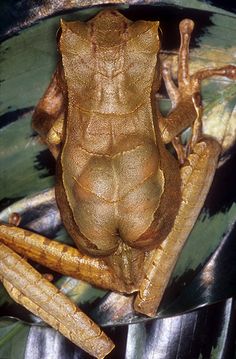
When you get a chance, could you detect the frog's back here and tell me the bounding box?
[58,10,181,255]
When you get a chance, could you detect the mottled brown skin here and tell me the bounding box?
[0,10,236,358]
[56,13,181,257]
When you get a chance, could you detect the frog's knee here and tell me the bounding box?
[193,137,221,158]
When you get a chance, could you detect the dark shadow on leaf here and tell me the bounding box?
[0,107,34,129]
[161,220,236,316]
[0,196,23,213]
[205,147,236,216]
[33,149,56,178]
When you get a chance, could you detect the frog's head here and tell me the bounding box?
[59,10,160,113]
[60,9,160,51]
[87,9,132,47]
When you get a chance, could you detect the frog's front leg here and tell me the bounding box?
[158,19,236,144]
[0,242,114,359]
[32,64,66,158]
[133,19,235,317]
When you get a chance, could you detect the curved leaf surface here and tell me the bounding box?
[0,2,236,359]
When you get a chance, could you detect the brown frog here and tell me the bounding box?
[0,9,235,358]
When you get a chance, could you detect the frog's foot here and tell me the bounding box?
[163,19,236,104]
[159,19,236,145]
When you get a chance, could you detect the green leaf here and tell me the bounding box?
[0,319,29,359]
[0,3,236,359]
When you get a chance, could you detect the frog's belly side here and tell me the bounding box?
[62,137,165,251]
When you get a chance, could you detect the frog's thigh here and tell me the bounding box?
[118,174,164,244]
[74,197,119,253]
[134,137,221,317]
[73,157,120,253]
[116,142,163,244]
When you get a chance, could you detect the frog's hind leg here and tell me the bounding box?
[0,221,127,292]
[32,64,66,158]
[134,133,221,316]
[0,241,114,358]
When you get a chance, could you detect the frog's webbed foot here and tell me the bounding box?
[159,19,236,145]
[32,64,66,159]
